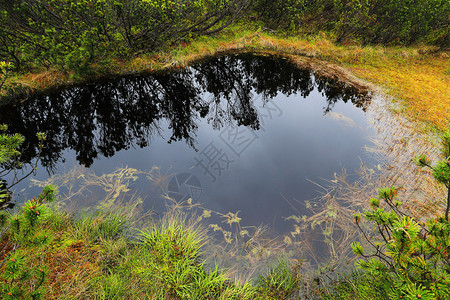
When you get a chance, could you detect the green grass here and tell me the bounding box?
[2,181,439,299]
[256,259,301,299]
[2,200,305,299]
[0,197,381,299]
[318,271,390,300]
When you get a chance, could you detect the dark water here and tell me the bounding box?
[0,53,374,234]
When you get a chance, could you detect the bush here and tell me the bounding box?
[0,0,251,75]
[415,127,450,220]
[0,125,46,210]
[352,187,450,299]
[0,125,57,299]
[250,0,449,45]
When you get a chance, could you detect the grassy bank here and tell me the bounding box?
[4,25,449,132]
[2,173,448,299]
[2,186,417,300]
[0,196,307,299]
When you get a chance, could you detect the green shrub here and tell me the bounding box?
[0,125,58,299]
[0,0,251,75]
[352,187,450,298]
[0,125,46,210]
[0,185,57,299]
[250,0,449,45]
[415,127,450,220]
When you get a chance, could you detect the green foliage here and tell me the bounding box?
[345,131,450,299]
[0,186,57,299]
[442,129,450,158]
[0,125,46,210]
[415,125,450,220]
[433,160,450,184]
[88,211,257,299]
[370,0,449,45]
[0,124,24,166]
[256,259,300,299]
[416,153,432,168]
[0,0,251,76]
[0,127,22,207]
[0,60,12,92]
[0,126,55,299]
[251,0,449,45]
[352,186,450,299]
[132,213,226,298]
[74,209,128,241]
[0,0,446,84]
[251,0,307,31]
[319,270,389,299]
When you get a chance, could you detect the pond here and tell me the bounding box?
[1,53,375,237]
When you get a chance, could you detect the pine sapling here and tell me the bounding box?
[352,187,450,299]
[415,126,450,221]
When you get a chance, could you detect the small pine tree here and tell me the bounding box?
[352,187,450,299]
[0,125,55,299]
[0,124,46,210]
[415,126,450,220]
[0,187,57,299]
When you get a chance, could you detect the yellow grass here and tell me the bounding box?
[245,33,450,131]
[345,55,449,130]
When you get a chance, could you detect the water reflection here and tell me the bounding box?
[0,54,370,171]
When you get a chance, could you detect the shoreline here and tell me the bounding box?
[2,29,448,131]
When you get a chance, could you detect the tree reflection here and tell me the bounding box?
[0,54,370,170]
